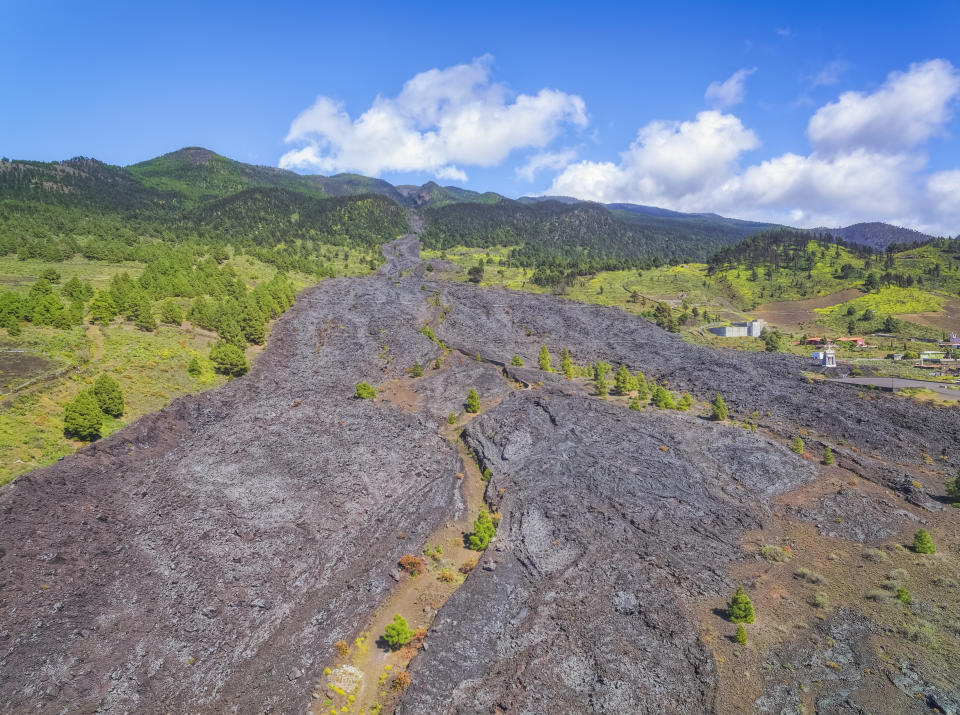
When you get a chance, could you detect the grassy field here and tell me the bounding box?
[815,287,945,337]
[0,249,374,486]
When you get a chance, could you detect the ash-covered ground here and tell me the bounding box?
[1,235,957,713]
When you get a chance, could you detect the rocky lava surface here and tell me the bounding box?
[1,236,957,713]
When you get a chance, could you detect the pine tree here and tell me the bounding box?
[538,345,552,371]
[735,624,747,645]
[468,510,496,550]
[913,529,936,554]
[635,371,650,404]
[628,397,642,410]
[238,299,265,345]
[210,341,248,377]
[727,586,755,624]
[790,436,804,454]
[677,392,693,411]
[651,385,676,409]
[613,364,635,396]
[63,390,103,441]
[131,293,156,332]
[711,393,727,421]
[383,614,414,650]
[187,357,202,377]
[561,348,574,379]
[465,388,480,413]
[217,316,246,351]
[822,446,833,465]
[93,374,124,417]
[511,355,524,366]
[594,362,610,397]
[159,299,183,326]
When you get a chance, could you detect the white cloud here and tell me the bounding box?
[704,68,757,108]
[279,55,588,179]
[434,165,468,182]
[808,59,849,88]
[549,59,960,234]
[775,27,791,37]
[808,59,960,154]
[515,148,578,182]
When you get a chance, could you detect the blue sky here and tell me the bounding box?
[2,1,959,232]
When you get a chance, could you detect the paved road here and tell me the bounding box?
[834,376,960,401]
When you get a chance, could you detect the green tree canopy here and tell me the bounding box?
[354,382,376,399]
[538,345,552,371]
[465,388,480,413]
[210,341,248,377]
[93,374,124,417]
[63,390,103,441]
[711,393,727,421]
[728,586,755,624]
[383,614,414,650]
[468,510,496,550]
[913,529,936,554]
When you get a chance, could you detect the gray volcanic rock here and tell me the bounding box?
[397,391,815,713]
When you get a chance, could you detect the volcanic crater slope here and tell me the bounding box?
[0,236,957,713]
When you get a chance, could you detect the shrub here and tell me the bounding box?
[913,529,936,554]
[651,385,676,409]
[677,392,693,411]
[392,671,411,691]
[481,467,491,481]
[866,589,888,601]
[561,348,574,379]
[437,568,457,583]
[93,374,124,417]
[63,390,103,441]
[613,364,635,396]
[727,586,755,624]
[383,614,414,650]
[790,436,804,454]
[409,362,423,378]
[863,547,888,563]
[459,555,479,573]
[467,510,496,550]
[711,393,727,421]
[822,446,834,465]
[447,412,457,425]
[735,624,747,645]
[900,620,937,648]
[159,299,183,326]
[759,545,792,563]
[334,640,350,656]
[628,397,643,410]
[946,469,960,506]
[511,354,524,366]
[187,357,203,377]
[811,591,829,608]
[794,567,826,584]
[537,345,551,371]
[398,555,425,576]
[210,341,248,377]
[465,388,480,413]
[354,382,376,400]
[896,586,912,604]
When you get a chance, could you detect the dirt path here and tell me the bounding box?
[309,385,495,715]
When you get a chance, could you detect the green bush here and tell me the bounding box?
[93,374,124,417]
[727,586,755,624]
[651,385,676,409]
[63,390,103,441]
[735,624,747,645]
[354,382,376,400]
[790,436,804,454]
[383,614,414,650]
[468,510,496,550]
[511,355,524,366]
[210,341,248,377]
[538,345,552,371]
[187,357,203,377]
[465,388,480,413]
[613,364,635,396]
[913,529,936,554]
[677,392,693,411]
[447,412,457,425]
[409,362,423,378]
[822,446,833,465]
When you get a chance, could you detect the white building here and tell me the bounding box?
[709,319,766,338]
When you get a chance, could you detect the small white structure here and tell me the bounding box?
[814,348,836,367]
[710,319,767,338]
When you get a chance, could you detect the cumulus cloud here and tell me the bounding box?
[704,68,757,108]
[808,59,960,154]
[279,55,588,179]
[549,59,960,234]
[515,148,578,182]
